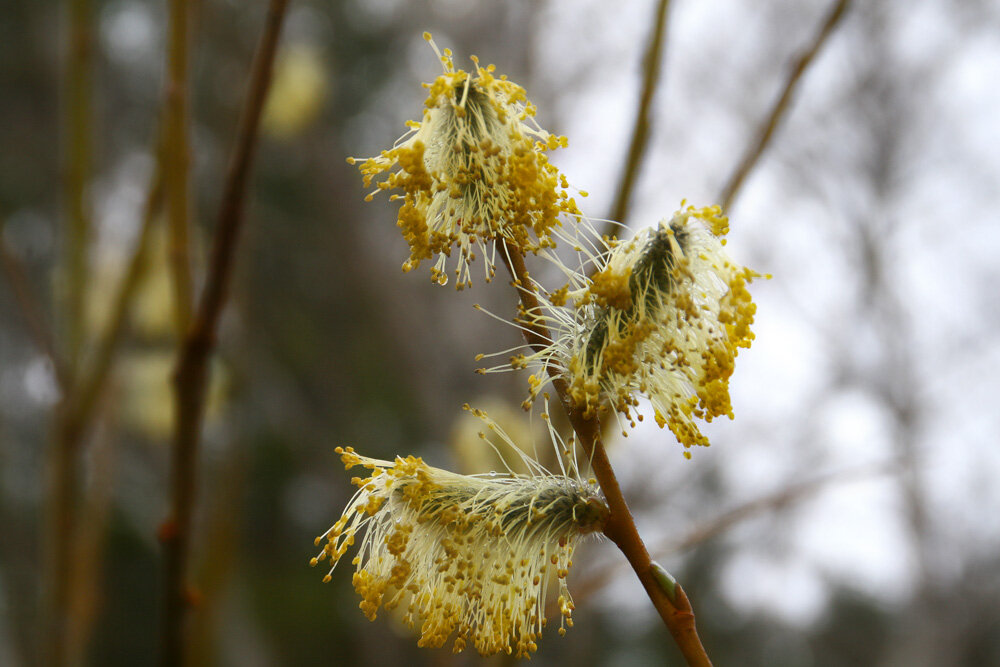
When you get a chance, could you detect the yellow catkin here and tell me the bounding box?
[314,431,608,657]
[513,204,762,453]
[346,34,583,289]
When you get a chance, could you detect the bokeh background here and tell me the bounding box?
[2,0,1000,665]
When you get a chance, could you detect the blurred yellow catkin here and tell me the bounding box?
[262,43,329,139]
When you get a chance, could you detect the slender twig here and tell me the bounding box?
[42,166,163,667]
[160,2,289,664]
[164,0,194,336]
[499,243,712,666]
[667,462,891,554]
[43,412,81,667]
[64,0,93,373]
[42,1,94,661]
[571,463,894,604]
[65,173,163,433]
[65,422,118,666]
[0,235,70,389]
[718,0,850,212]
[603,0,671,238]
[189,437,245,664]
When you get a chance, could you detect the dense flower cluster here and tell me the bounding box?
[516,205,760,456]
[348,33,582,289]
[312,434,608,657]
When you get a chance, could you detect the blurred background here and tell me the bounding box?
[2,0,1000,664]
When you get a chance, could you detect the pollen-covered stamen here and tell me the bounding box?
[582,221,686,375]
[505,204,762,454]
[313,432,607,657]
[347,33,584,290]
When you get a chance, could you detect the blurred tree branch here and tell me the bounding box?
[42,0,95,661]
[571,462,895,607]
[43,165,163,667]
[164,0,194,336]
[63,0,93,374]
[0,234,69,389]
[160,1,290,663]
[604,0,671,237]
[64,420,118,666]
[719,0,851,213]
[65,174,163,434]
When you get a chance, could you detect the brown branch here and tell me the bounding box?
[666,462,890,554]
[43,411,81,667]
[63,0,94,372]
[189,438,245,664]
[604,0,671,238]
[41,1,95,661]
[164,0,194,336]
[66,172,163,433]
[572,462,893,605]
[718,0,850,213]
[159,2,289,664]
[42,166,163,667]
[0,235,69,390]
[499,243,712,666]
[64,422,118,666]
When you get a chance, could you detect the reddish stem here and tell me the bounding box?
[159,1,290,664]
[499,243,712,666]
